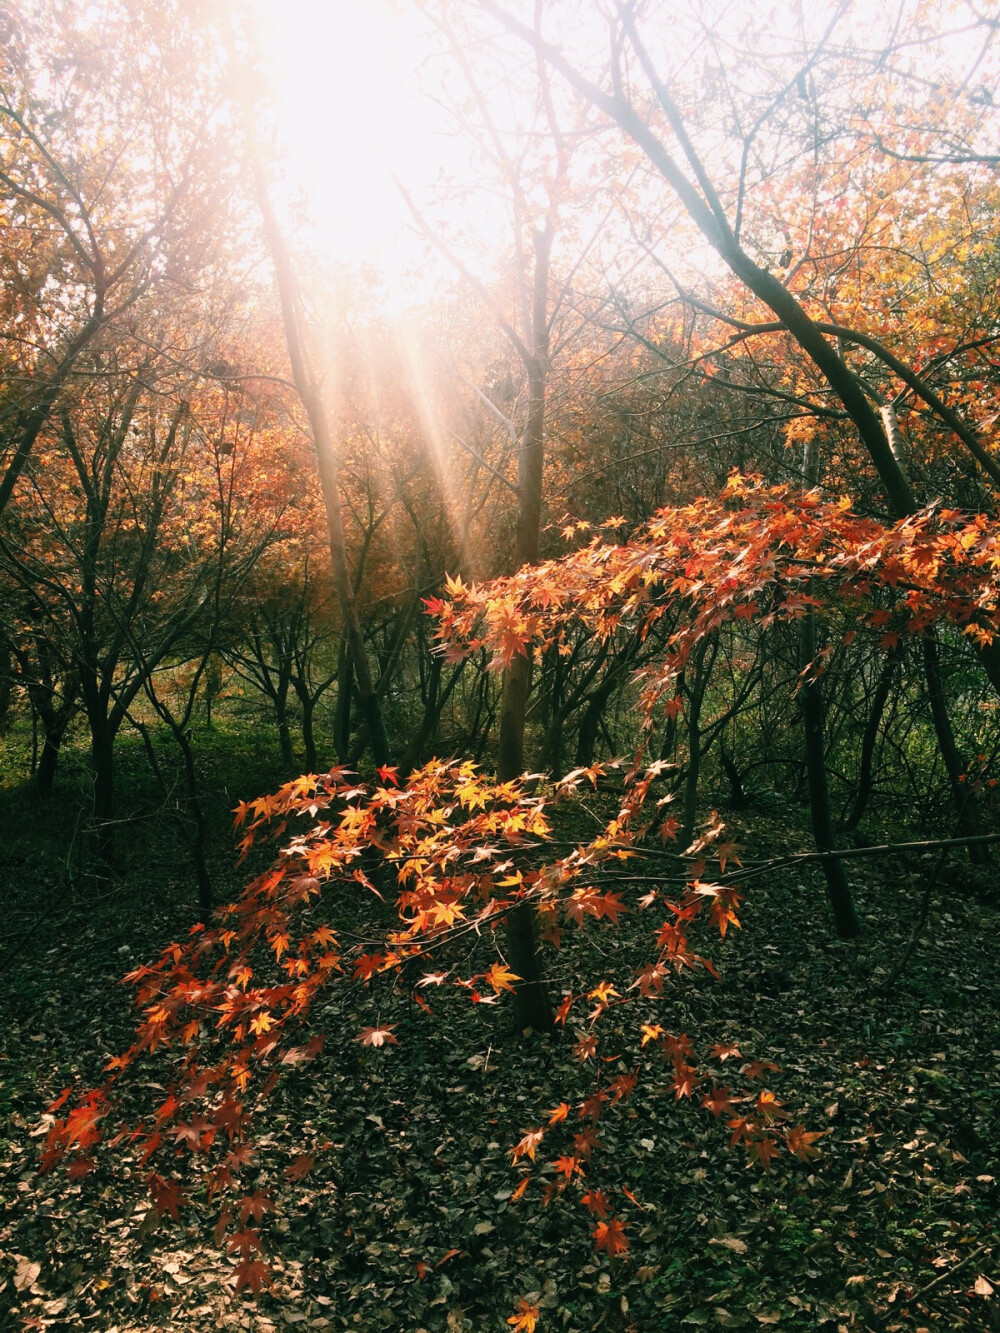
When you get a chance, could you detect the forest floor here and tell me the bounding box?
[1,729,999,1332]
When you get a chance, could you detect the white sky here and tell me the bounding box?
[252,0,454,294]
[249,0,1000,313]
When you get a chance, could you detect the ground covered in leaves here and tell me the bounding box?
[1,755,999,1332]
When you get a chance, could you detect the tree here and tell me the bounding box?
[484,0,1000,865]
[0,0,233,518]
[241,110,393,770]
[0,322,299,864]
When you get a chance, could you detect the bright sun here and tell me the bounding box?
[252,0,448,283]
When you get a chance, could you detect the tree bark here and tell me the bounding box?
[799,438,862,938]
[498,240,554,1032]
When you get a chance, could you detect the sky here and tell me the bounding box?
[252,0,454,293]
[249,0,1000,314]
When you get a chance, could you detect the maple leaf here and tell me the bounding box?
[785,1125,825,1160]
[484,961,520,993]
[512,1128,545,1164]
[742,1059,780,1081]
[508,1298,540,1332]
[750,1136,781,1170]
[551,1154,584,1180]
[671,1065,700,1099]
[709,1042,741,1062]
[547,1102,571,1125]
[593,1216,629,1257]
[146,1172,183,1220]
[581,1188,611,1217]
[593,892,627,924]
[65,1101,104,1150]
[47,1087,72,1114]
[755,1089,789,1123]
[284,1152,315,1181]
[233,1259,271,1293]
[573,1032,598,1062]
[356,1025,398,1047]
[632,962,667,996]
[703,1086,737,1118]
[227,1229,264,1258]
[609,1070,638,1104]
[237,1191,275,1224]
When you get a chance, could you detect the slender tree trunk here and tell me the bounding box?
[90,723,116,871]
[679,637,713,848]
[843,651,896,833]
[921,634,987,864]
[800,617,862,938]
[799,438,861,939]
[175,725,213,922]
[35,731,62,794]
[249,139,390,769]
[498,261,554,1030]
[300,694,318,772]
[275,689,295,771]
[334,639,353,766]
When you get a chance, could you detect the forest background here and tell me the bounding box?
[2,1,1000,1329]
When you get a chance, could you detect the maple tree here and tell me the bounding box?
[41,740,823,1293]
[54,467,1000,1284]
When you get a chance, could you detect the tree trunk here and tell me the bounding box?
[176,725,213,922]
[300,694,318,772]
[800,624,862,938]
[35,730,62,794]
[498,275,553,1031]
[799,439,861,939]
[90,724,116,871]
[921,633,987,864]
[249,142,390,770]
[334,639,353,766]
[274,689,295,771]
[843,651,896,833]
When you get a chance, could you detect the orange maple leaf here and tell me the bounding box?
[709,1042,741,1062]
[484,961,520,993]
[593,1216,629,1257]
[785,1125,825,1160]
[507,1298,540,1332]
[581,1188,610,1217]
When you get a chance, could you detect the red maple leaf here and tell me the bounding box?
[233,1259,270,1293]
[593,1216,629,1257]
[581,1188,611,1217]
[284,1152,315,1181]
